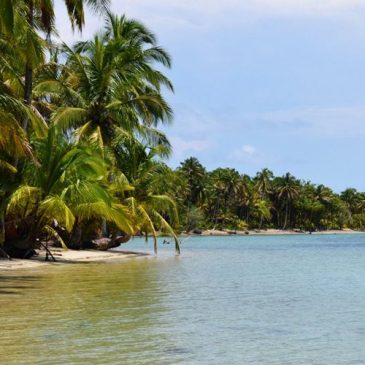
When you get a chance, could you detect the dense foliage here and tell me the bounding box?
[0,3,363,259]
[0,1,179,257]
[168,158,365,232]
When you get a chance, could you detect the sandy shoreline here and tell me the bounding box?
[189,228,365,236]
[1,229,364,271]
[0,249,148,271]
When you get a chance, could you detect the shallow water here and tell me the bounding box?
[1,234,365,364]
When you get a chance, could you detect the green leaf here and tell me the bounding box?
[1,0,14,33]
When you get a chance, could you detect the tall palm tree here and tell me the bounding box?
[8,0,110,130]
[179,157,206,206]
[36,13,173,150]
[208,168,240,226]
[255,168,273,199]
[276,173,299,229]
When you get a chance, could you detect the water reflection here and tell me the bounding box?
[2,235,365,364]
[0,258,179,365]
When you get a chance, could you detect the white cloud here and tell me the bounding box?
[170,136,211,158]
[230,144,264,164]
[242,145,256,156]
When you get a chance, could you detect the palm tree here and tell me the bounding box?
[5,126,133,257]
[208,168,240,226]
[23,1,111,59]
[255,168,273,199]
[179,157,206,206]
[254,199,271,229]
[112,137,180,254]
[37,13,173,150]
[0,0,15,33]
[8,0,110,131]
[276,173,299,229]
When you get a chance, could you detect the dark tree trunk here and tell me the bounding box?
[23,1,34,128]
[283,201,289,230]
[22,63,33,128]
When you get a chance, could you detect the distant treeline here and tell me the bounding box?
[163,158,365,232]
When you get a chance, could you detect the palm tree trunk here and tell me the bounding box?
[12,4,33,171]
[23,2,34,129]
[22,63,33,129]
[283,201,289,230]
[0,213,10,259]
[0,212,5,244]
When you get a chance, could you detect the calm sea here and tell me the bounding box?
[1,234,365,364]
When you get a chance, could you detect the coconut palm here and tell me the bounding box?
[5,126,133,257]
[254,199,271,229]
[275,173,299,229]
[0,0,110,32]
[179,157,206,206]
[4,0,110,133]
[111,137,180,254]
[255,168,273,199]
[36,13,173,151]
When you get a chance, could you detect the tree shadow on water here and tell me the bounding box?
[0,275,39,295]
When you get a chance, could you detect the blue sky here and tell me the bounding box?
[55,0,365,192]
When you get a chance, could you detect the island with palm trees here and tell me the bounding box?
[1,2,364,264]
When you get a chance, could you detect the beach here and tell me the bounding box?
[1,229,363,271]
[198,228,365,236]
[0,248,148,271]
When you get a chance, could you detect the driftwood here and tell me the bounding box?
[91,235,131,251]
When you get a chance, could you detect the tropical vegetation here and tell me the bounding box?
[0,1,180,257]
[1,3,364,259]
[170,158,365,233]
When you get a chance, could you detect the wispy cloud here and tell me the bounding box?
[56,0,365,43]
[169,136,211,159]
[250,107,365,137]
[230,144,259,162]
[172,104,365,139]
[120,0,365,19]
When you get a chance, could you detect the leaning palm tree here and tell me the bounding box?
[0,22,49,254]
[110,137,180,254]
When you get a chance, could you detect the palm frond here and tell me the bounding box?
[52,107,88,131]
[38,196,75,232]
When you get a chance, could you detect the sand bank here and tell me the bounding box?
[0,248,148,271]
[198,228,365,236]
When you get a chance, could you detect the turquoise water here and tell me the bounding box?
[1,234,365,364]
